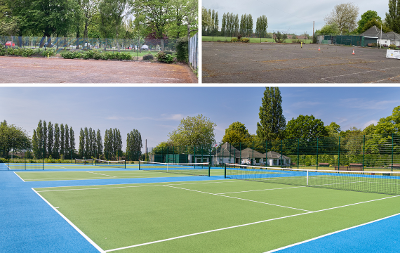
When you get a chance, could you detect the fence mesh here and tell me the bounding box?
[148,134,400,172]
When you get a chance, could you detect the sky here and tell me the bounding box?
[202,0,388,35]
[1,87,400,152]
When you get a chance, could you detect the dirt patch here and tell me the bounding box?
[0,56,198,83]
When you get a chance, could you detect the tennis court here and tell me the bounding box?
[1,163,399,252]
[202,42,400,83]
[0,56,198,83]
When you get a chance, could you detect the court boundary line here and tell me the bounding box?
[13,171,25,182]
[265,212,400,253]
[165,185,310,212]
[320,66,400,82]
[32,188,105,253]
[103,195,399,252]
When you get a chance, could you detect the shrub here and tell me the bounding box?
[176,37,188,62]
[22,48,35,57]
[240,38,250,43]
[60,51,75,59]
[6,47,15,55]
[117,52,132,60]
[83,50,95,59]
[93,51,102,60]
[231,38,238,42]
[41,49,56,57]
[389,44,397,50]
[156,51,174,63]
[143,54,154,61]
[0,45,5,56]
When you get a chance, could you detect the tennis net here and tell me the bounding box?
[95,159,126,169]
[225,163,400,195]
[75,158,94,165]
[141,162,210,176]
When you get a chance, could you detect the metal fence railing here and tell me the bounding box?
[147,134,400,171]
[0,35,178,53]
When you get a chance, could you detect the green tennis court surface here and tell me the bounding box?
[34,179,400,252]
[16,169,226,181]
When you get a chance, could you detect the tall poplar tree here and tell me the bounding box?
[96,129,103,159]
[79,128,85,158]
[70,127,75,155]
[60,124,65,158]
[54,123,60,158]
[65,124,70,158]
[386,0,400,33]
[36,120,43,158]
[47,122,53,158]
[256,87,286,141]
[43,121,47,158]
[126,129,142,161]
[84,127,90,157]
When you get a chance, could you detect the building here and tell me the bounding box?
[213,142,291,167]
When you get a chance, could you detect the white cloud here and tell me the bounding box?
[363,120,378,129]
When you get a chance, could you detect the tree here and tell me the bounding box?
[325,3,359,34]
[99,0,128,49]
[43,120,47,157]
[0,121,30,159]
[60,124,65,158]
[80,0,100,41]
[54,123,60,158]
[65,124,70,157]
[222,122,252,145]
[79,128,85,158]
[70,127,75,155]
[374,105,400,136]
[386,0,400,33]
[0,0,19,35]
[168,114,216,147]
[84,127,89,157]
[47,122,53,157]
[132,0,169,50]
[35,120,43,158]
[202,7,213,31]
[96,129,102,158]
[255,15,268,39]
[256,87,286,141]
[357,10,381,33]
[316,23,340,35]
[326,122,341,137]
[363,124,376,136]
[126,129,142,161]
[11,0,78,38]
[285,115,328,140]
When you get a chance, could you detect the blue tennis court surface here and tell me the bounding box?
[1,164,399,252]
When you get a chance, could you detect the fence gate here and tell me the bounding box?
[188,33,198,71]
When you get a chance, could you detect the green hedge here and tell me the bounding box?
[60,50,132,61]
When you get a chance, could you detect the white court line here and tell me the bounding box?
[13,172,25,182]
[320,66,400,82]
[165,185,310,212]
[32,189,105,253]
[104,195,399,252]
[86,171,116,177]
[266,212,400,253]
[217,185,307,194]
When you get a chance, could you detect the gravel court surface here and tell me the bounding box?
[202,42,400,83]
[0,56,198,83]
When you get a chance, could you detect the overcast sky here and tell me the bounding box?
[202,0,389,35]
[1,87,400,151]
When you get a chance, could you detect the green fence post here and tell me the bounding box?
[139,160,141,170]
[363,135,366,171]
[224,163,227,178]
[392,133,394,172]
[208,163,211,177]
[338,136,341,170]
[280,140,283,168]
[316,138,319,171]
[297,138,300,169]
[265,140,268,167]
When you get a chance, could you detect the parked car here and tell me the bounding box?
[141,45,149,50]
[5,41,15,47]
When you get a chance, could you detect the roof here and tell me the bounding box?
[360,26,400,40]
[215,142,291,160]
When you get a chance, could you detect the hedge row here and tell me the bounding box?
[60,50,132,60]
[0,45,56,57]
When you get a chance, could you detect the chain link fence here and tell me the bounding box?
[147,134,400,171]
